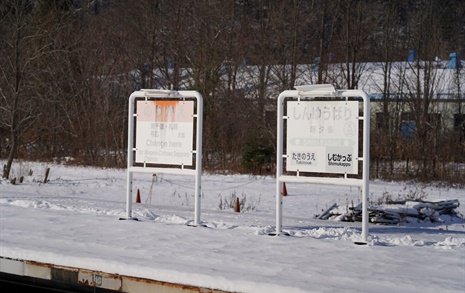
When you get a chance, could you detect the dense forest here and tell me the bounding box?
[1,0,464,184]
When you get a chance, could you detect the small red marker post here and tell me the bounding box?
[136,189,141,203]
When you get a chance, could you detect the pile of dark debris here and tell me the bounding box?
[315,199,462,225]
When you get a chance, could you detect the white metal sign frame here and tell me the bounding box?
[274,84,370,244]
[122,89,203,226]
[286,100,359,174]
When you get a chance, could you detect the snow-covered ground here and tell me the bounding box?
[1,160,464,292]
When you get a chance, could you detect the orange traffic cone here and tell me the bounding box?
[282,182,288,196]
[234,197,240,213]
[136,189,141,203]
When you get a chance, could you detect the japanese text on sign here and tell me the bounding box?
[135,100,194,165]
[286,101,359,174]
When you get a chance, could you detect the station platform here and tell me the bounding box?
[0,257,228,293]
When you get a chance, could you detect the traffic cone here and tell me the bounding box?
[282,182,287,196]
[234,197,240,213]
[136,189,141,203]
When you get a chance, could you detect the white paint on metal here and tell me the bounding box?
[0,258,24,275]
[124,90,203,226]
[275,84,370,243]
[25,262,51,279]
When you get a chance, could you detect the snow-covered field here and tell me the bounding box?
[1,160,464,292]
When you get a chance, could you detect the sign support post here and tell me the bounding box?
[121,89,203,226]
[273,84,370,244]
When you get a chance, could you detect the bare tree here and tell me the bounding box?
[0,0,69,178]
[370,0,408,176]
[396,0,451,179]
[311,0,339,84]
[333,0,377,89]
[269,1,312,91]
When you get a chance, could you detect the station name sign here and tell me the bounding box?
[286,101,359,174]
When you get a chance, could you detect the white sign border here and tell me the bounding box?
[285,100,359,174]
[273,85,370,244]
[135,100,195,166]
[123,90,203,227]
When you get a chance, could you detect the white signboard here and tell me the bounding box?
[135,100,194,165]
[286,101,359,174]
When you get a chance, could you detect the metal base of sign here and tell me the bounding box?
[186,220,207,227]
[118,217,139,221]
[268,231,290,236]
